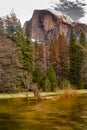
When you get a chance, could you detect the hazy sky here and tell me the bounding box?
[0,0,87,25]
[0,0,53,25]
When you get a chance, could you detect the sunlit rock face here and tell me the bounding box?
[50,0,87,22]
[23,9,87,44]
[24,9,58,42]
[23,9,73,43]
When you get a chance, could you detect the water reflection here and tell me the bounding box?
[0,113,22,130]
[0,94,87,130]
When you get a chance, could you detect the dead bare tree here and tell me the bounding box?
[22,72,40,100]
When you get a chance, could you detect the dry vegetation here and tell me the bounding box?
[0,37,21,93]
[0,89,87,99]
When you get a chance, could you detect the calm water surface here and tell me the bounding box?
[0,94,87,130]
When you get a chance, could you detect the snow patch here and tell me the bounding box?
[49,9,73,24]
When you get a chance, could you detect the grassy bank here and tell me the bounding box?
[0,89,87,99]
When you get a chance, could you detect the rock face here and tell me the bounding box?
[23,9,87,44]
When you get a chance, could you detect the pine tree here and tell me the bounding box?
[0,17,4,36]
[39,75,51,92]
[49,36,60,79]
[58,34,70,80]
[24,21,31,43]
[32,68,42,84]
[34,43,45,74]
[16,30,34,98]
[79,31,87,46]
[69,32,84,88]
[49,34,70,84]
[47,66,57,91]
[4,9,21,38]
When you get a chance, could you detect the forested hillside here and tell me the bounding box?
[0,9,87,93]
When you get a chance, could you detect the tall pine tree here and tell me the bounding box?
[47,66,57,91]
[58,33,70,80]
[16,30,34,98]
[0,17,4,36]
[79,31,87,46]
[69,32,84,88]
[4,9,21,38]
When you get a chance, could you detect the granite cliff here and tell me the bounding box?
[23,9,87,44]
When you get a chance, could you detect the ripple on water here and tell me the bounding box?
[81,116,87,119]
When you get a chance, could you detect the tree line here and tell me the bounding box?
[0,10,87,93]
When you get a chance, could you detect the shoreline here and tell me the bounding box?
[0,89,87,99]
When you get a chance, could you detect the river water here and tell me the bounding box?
[0,94,87,130]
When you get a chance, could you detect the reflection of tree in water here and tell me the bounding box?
[69,95,86,129]
[51,0,87,22]
[0,113,22,130]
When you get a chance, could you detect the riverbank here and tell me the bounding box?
[0,89,87,99]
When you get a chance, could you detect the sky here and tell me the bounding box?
[0,0,87,26]
[0,0,52,25]
[51,0,87,23]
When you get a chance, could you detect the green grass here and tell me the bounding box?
[77,89,87,94]
[0,89,87,99]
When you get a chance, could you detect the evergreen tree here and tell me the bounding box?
[4,9,21,38]
[58,34,70,80]
[39,75,51,92]
[69,32,84,88]
[24,21,31,43]
[16,30,34,97]
[79,31,87,46]
[34,42,45,74]
[32,68,42,84]
[47,66,57,91]
[80,46,87,88]
[49,34,70,84]
[0,17,4,36]
[49,36,60,79]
